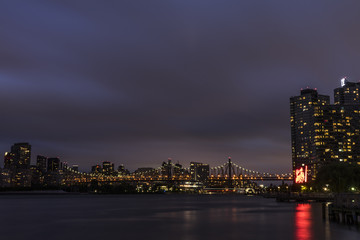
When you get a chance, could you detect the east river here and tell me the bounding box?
[0,194,359,240]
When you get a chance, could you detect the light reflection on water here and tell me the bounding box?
[0,195,358,240]
[295,204,312,240]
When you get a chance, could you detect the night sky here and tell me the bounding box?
[1,1,360,173]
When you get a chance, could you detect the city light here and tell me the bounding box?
[295,166,307,184]
[341,77,347,87]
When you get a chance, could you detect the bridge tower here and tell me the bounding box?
[228,157,232,188]
[167,158,172,181]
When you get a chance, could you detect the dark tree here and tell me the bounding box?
[313,162,360,192]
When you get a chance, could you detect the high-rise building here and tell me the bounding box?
[334,77,360,105]
[47,158,60,172]
[30,164,41,186]
[173,163,183,177]
[0,168,12,187]
[2,143,32,187]
[290,89,330,180]
[161,159,172,177]
[117,164,130,175]
[91,164,102,173]
[190,162,209,183]
[102,161,114,175]
[61,162,68,170]
[325,105,360,159]
[36,155,47,172]
[12,169,32,187]
[290,80,360,182]
[4,143,31,169]
[4,152,15,169]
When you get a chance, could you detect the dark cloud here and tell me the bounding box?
[1,1,360,172]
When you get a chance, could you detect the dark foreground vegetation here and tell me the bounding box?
[312,162,360,192]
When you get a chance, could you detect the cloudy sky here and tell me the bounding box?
[1,1,360,172]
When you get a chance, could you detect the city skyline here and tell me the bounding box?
[2,2,360,173]
[2,141,289,175]
[0,141,291,190]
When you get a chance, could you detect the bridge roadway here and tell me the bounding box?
[65,175,293,184]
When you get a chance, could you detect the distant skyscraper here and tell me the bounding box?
[117,164,125,173]
[117,164,130,175]
[290,81,360,181]
[190,162,209,183]
[4,152,15,169]
[10,143,31,169]
[47,158,60,172]
[36,155,47,172]
[161,159,172,177]
[2,143,32,187]
[91,164,102,173]
[102,161,114,175]
[173,163,183,177]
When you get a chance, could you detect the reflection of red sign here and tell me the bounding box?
[295,204,312,239]
[295,166,307,183]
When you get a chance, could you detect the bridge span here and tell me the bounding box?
[62,157,292,185]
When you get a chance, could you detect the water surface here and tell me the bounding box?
[0,194,358,240]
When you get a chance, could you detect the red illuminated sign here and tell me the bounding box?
[295,166,307,184]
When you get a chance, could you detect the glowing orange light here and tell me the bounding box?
[295,166,307,184]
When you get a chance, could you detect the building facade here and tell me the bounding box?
[36,155,47,173]
[190,162,209,183]
[102,161,115,175]
[47,158,60,172]
[4,143,31,169]
[291,80,360,182]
